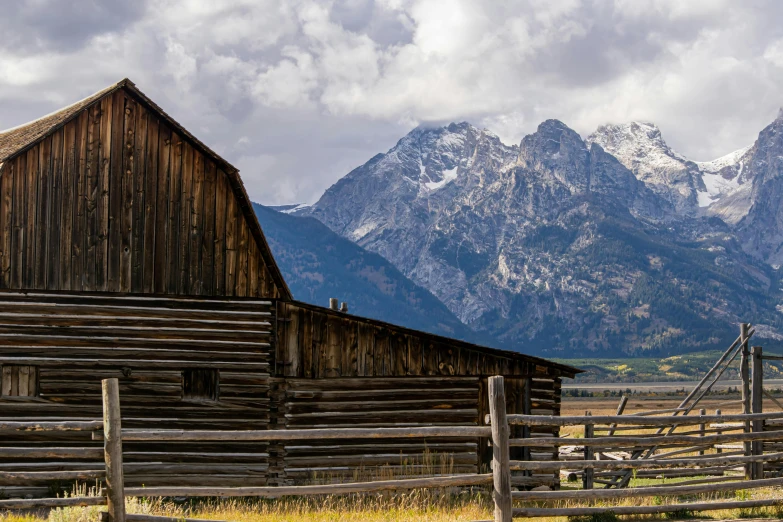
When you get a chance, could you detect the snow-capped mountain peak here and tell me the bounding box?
[296,115,783,356]
[586,121,699,214]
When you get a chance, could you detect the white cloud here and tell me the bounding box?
[0,0,783,204]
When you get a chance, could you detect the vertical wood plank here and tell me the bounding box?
[408,336,422,376]
[374,333,389,376]
[177,143,193,294]
[325,316,341,377]
[10,366,19,396]
[131,103,147,293]
[166,133,182,294]
[119,96,135,293]
[71,112,88,290]
[286,307,300,377]
[1,366,11,396]
[28,366,38,396]
[24,148,37,288]
[189,151,204,294]
[153,124,171,293]
[312,312,325,378]
[178,143,193,294]
[343,320,358,377]
[96,95,113,291]
[259,264,269,298]
[201,161,216,296]
[17,366,30,396]
[34,137,52,288]
[47,129,63,289]
[107,90,125,292]
[301,308,313,379]
[423,339,438,376]
[84,105,101,291]
[236,214,249,296]
[33,137,52,289]
[0,162,13,288]
[248,241,259,297]
[59,122,73,289]
[224,187,237,296]
[213,172,227,295]
[142,111,159,293]
[11,157,24,288]
[391,333,406,376]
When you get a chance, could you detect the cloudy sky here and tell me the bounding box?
[1,0,783,205]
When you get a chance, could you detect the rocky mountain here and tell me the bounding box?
[586,121,704,215]
[294,114,783,358]
[587,121,757,224]
[252,203,492,344]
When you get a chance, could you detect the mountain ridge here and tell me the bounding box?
[252,203,497,346]
[292,113,783,357]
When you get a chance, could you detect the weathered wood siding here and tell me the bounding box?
[276,301,567,487]
[0,291,276,495]
[0,87,282,298]
[274,302,567,379]
[275,377,480,483]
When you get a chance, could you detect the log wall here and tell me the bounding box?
[0,87,283,298]
[274,377,481,484]
[0,291,276,496]
[275,301,566,487]
[0,291,571,494]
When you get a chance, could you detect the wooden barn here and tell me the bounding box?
[0,79,580,495]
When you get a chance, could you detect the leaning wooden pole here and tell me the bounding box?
[488,376,512,522]
[102,378,126,522]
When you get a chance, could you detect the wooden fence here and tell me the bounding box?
[8,375,783,522]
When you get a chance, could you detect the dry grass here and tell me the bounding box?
[6,488,783,522]
[0,490,494,522]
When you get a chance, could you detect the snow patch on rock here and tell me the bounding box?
[424,167,458,191]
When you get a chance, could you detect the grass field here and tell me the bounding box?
[555,350,783,383]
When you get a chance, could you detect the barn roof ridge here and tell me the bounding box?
[0,77,292,300]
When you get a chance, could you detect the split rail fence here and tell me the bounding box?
[6,371,783,522]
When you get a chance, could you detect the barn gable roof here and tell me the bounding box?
[0,78,291,300]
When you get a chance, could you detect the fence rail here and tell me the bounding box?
[5,366,783,522]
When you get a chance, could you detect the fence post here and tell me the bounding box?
[741,323,751,479]
[751,346,764,480]
[696,409,705,456]
[102,378,126,522]
[715,409,722,454]
[488,376,512,522]
[583,412,594,490]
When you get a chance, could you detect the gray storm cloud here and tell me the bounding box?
[0,0,782,205]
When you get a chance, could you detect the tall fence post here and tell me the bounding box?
[489,376,512,522]
[699,409,706,456]
[583,412,594,490]
[741,323,751,479]
[102,378,126,522]
[715,409,722,454]
[751,346,764,480]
